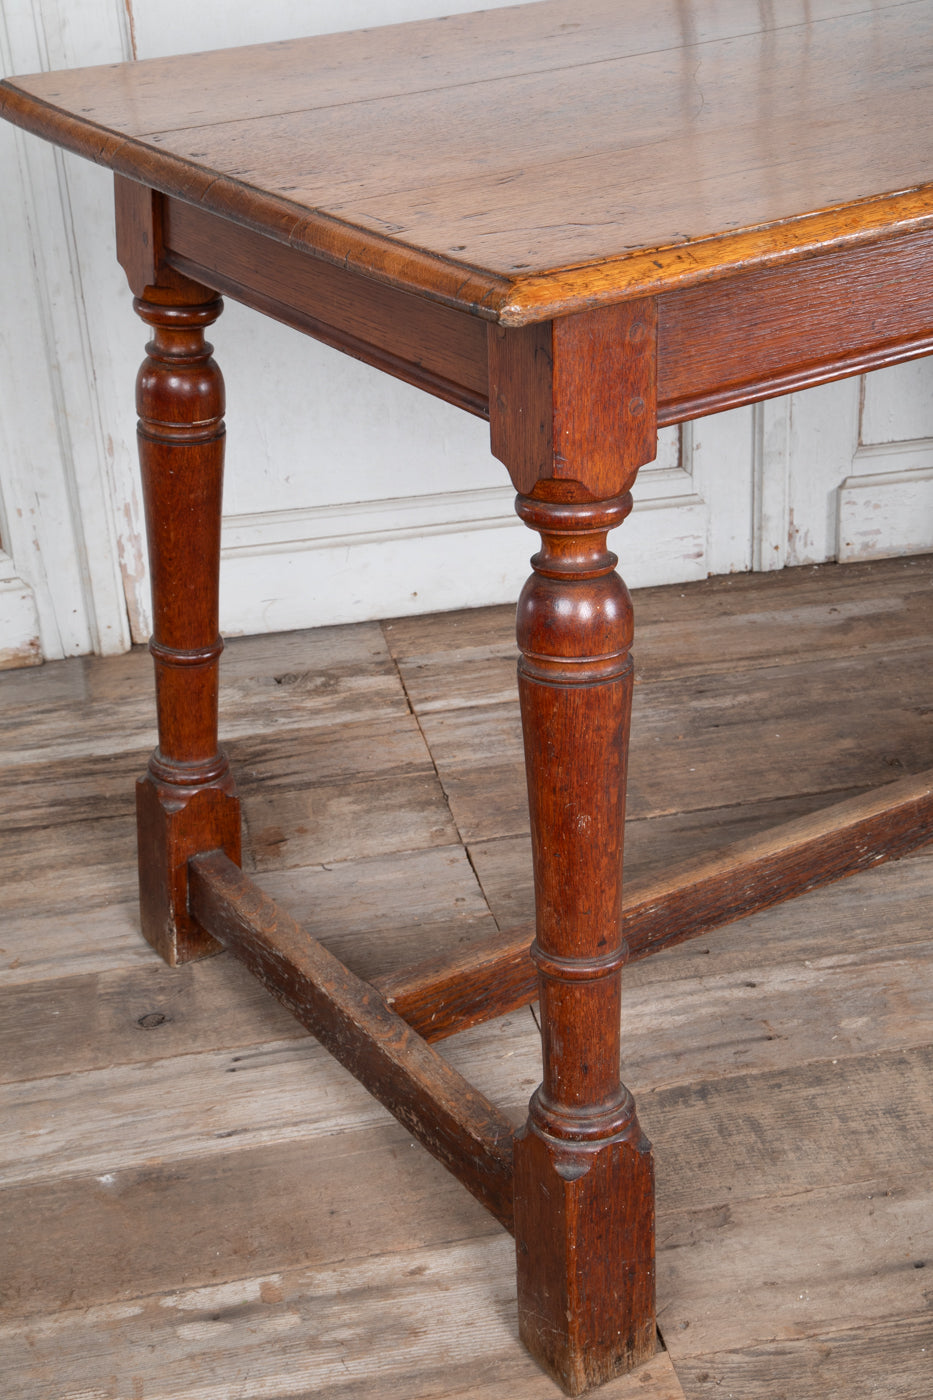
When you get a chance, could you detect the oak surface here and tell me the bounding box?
[3,0,933,321]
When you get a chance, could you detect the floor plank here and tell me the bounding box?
[0,1123,499,1321]
[644,1045,933,1215]
[658,1178,931,1355]
[673,1316,932,1399]
[0,1237,687,1400]
[0,623,406,766]
[466,787,872,929]
[384,556,933,710]
[0,901,153,985]
[2,559,931,1399]
[5,870,928,1187]
[232,716,459,869]
[4,1044,926,1326]
[416,647,933,844]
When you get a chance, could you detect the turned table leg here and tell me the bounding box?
[134,289,241,966]
[512,487,655,1396]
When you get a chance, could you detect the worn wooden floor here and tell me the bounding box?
[2,557,932,1400]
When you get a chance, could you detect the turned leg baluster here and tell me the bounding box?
[134,289,241,966]
[512,485,655,1396]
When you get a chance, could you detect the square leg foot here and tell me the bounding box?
[514,1123,656,1396]
[136,772,241,966]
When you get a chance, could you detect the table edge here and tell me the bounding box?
[4,77,933,327]
[0,79,510,322]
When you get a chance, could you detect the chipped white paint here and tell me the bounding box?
[1,2,931,667]
[837,378,933,561]
[753,399,792,571]
[0,553,41,669]
[838,462,933,562]
[0,0,134,663]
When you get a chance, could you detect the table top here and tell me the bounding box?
[3,0,933,324]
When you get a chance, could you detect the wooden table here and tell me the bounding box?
[4,2,933,1393]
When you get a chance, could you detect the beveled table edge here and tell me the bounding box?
[4,77,933,327]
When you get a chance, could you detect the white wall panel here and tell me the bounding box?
[0,551,41,669]
[836,359,933,564]
[0,0,133,660]
[129,0,539,58]
[861,357,933,445]
[784,377,862,567]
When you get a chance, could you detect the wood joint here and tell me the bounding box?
[188,851,516,1231]
[488,300,658,497]
[115,175,214,300]
[378,766,933,1045]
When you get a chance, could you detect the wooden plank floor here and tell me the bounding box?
[2,556,932,1399]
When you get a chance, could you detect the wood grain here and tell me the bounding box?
[188,851,515,1230]
[383,558,933,703]
[673,1317,931,1399]
[5,911,929,1191]
[489,302,657,495]
[414,640,933,845]
[465,790,871,934]
[254,844,497,983]
[4,0,933,321]
[109,160,933,435]
[658,1178,932,1356]
[0,1,876,139]
[164,196,489,416]
[0,620,406,768]
[0,838,496,994]
[373,768,933,1042]
[0,1232,687,1400]
[5,1043,926,1324]
[114,175,203,302]
[453,868,933,1100]
[656,227,933,422]
[133,289,241,965]
[643,1045,933,1217]
[0,1122,503,1322]
[234,715,460,871]
[621,770,933,959]
[510,491,656,1390]
[2,554,931,1396]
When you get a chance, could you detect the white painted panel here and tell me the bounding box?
[840,360,933,562]
[129,0,551,58]
[860,357,933,445]
[752,398,792,571]
[626,424,707,585]
[0,553,41,670]
[838,442,933,562]
[59,153,152,644]
[216,424,705,634]
[0,0,134,659]
[220,500,527,635]
[690,406,755,578]
[219,303,504,517]
[0,117,95,659]
[785,377,861,566]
